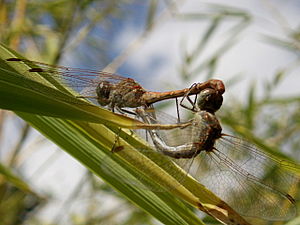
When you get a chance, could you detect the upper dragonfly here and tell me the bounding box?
[6,58,225,113]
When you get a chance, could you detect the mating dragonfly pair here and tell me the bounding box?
[6,58,299,221]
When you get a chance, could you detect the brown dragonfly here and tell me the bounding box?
[6,58,225,114]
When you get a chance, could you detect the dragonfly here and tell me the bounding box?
[6,58,225,114]
[135,88,299,221]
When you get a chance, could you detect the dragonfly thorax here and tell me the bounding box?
[192,111,222,154]
[96,79,147,109]
[109,79,147,108]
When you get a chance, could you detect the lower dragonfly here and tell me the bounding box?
[135,88,299,221]
[6,58,224,114]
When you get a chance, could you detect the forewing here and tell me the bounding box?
[135,108,201,147]
[188,135,298,220]
[6,58,138,103]
[134,108,212,189]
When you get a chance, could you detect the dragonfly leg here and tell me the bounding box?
[175,97,181,123]
[111,128,124,153]
[179,83,199,112]
[115,106,137,116]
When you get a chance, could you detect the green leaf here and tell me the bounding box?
[0,163,36,195]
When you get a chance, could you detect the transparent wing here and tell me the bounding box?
[6,58,144,99]
[135,108,202,147]
[134,108,299,220]
[187,134,298,220]
[132,108,207,189]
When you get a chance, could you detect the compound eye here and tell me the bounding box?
[96,81,112,106]
[197,89,223,113]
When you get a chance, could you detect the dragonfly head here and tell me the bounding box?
[96,81,112,106]
[197,88,223,113]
